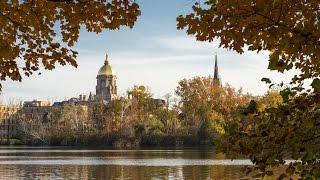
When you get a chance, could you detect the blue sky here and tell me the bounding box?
[1,0,294,104]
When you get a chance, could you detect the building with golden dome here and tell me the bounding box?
[49,52,118,106]
[0,53,119,140]
[95,53,118,103]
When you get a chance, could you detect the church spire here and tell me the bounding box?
[213,53,221,86]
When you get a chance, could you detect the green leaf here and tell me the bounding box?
[261,77,272,84]
[268,55,279,70]
[311,78,320,93]
[280,88,291,102]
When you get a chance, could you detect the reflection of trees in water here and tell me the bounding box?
[0,164,291,179]
[0,164,217,179]
[0,149,294,180]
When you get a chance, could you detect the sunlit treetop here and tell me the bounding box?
[177,0,320,90]
[0,0,140,89]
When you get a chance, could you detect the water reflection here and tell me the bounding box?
[0,147,287,179]
[0,164,251,179]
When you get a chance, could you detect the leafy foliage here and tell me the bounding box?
[177,0,319,86]
[175,76,250,139]
[178,0,320,178]
[16,82,251,147]
[0,0,140,89]
[221,92,320,178]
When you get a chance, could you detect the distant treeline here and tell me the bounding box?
[14,77,282,147]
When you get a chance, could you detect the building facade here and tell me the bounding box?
[0,105,20,138]
[22,100,53,123]
[23,100,50,107]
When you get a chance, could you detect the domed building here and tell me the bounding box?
[95,53,117,103]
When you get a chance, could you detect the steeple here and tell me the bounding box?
[104,52,109,65]
[213,53,221,86]
[88,92,93,101]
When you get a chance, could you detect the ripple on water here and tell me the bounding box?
[0,158,254,166]
[0,147,290,179]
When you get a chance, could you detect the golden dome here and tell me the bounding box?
[98,63,114,76]
[98,53,115,76]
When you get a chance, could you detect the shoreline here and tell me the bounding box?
[0,138,215,149]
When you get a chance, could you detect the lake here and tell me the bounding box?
[0,146,285,179]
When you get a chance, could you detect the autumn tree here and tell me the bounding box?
[177,0,319,88]
[55,105,89,144]
[154,102,180,136]
[89,100,116,137]
[17,108,53,144]
[0,0,140,89]
[178,0,320,178]
[176,76,249,142]
[127,85,161,137]
[125,85,183,145]
[127,85,156,122]
[105,98,131,136]
[258,90,283,111]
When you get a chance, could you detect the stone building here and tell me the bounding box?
[53,95,90,107]
[22,100,53,123]
[0,53,119,140]
[96,53,117,103]
[23,100,50,107]
[50,53,118,106]
[0,101,50,140]
[0,105,20,138]
[151,98,166,108]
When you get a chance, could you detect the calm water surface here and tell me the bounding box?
[0,146,284,179]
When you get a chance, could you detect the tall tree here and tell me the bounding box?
[177,0,319,88]
[176,76,249,137]
[0,0,140,89]
[177,0,320,178]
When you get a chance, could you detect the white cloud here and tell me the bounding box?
[0,35,297,104]
[152,36,220,52]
